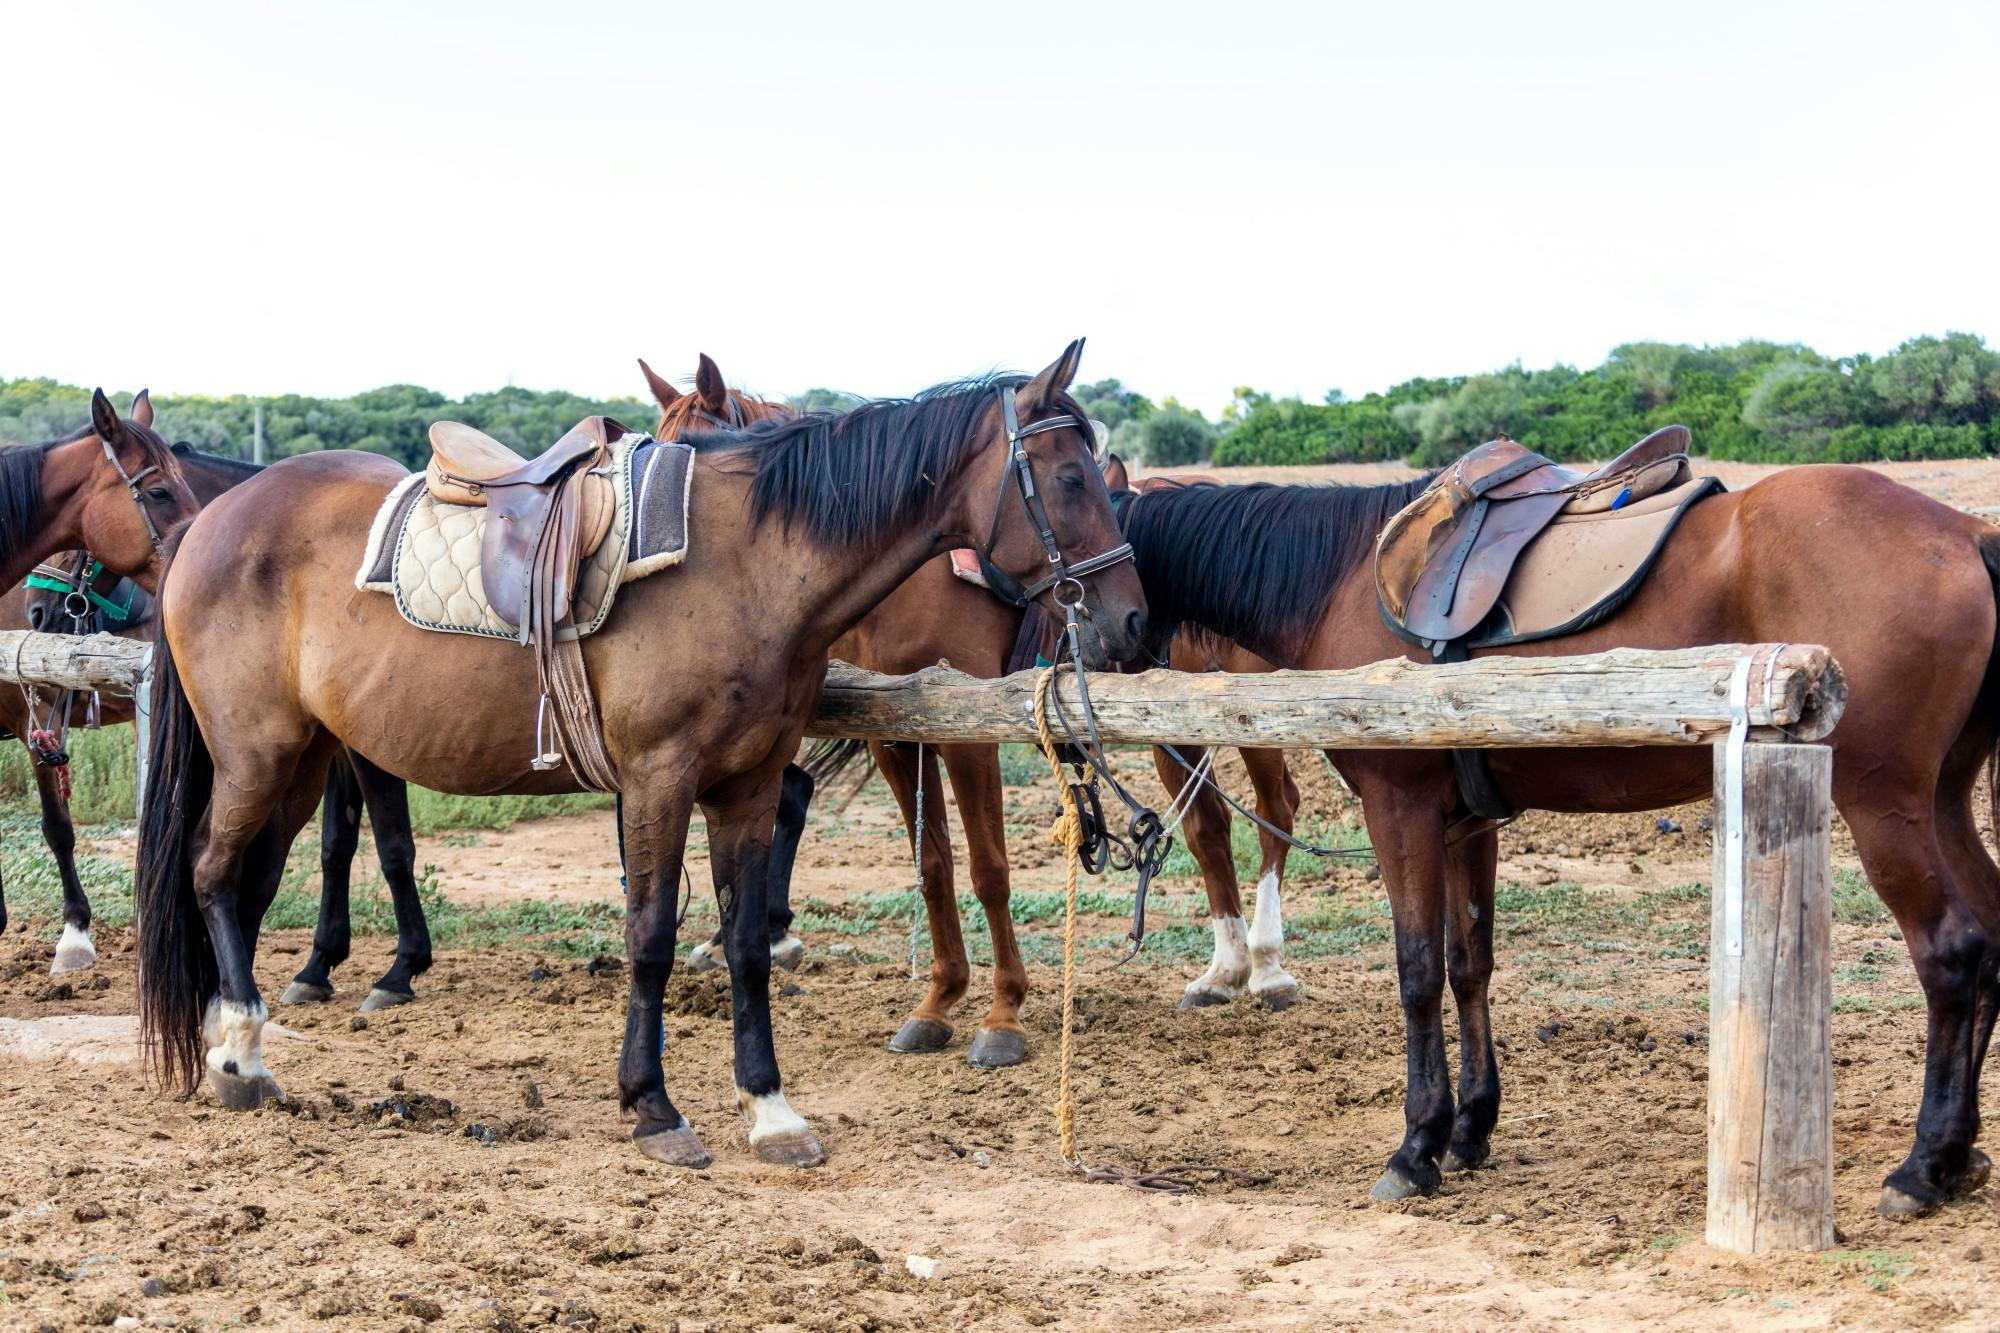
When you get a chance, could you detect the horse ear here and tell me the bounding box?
[90,388,121,442]
[131,388,154,428]
[1102,452,1130,492]
[637,358,680,410]
[695,353,728,412]
[1019,338,1086,412]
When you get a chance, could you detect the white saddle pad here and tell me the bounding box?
[355,435,694,641]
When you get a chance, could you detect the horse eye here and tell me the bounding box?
[148,487,175,504]
[1056,473,1086,493]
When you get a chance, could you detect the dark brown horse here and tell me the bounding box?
[7,438,429,1011]
[1118,455,2000,1218]
[136,345,1145,1171]
[640,355,1048,1067]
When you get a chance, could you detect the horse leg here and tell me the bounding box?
[199,737,333,1110]
[1442,828,1501,1173]
[617,770,708,1167]
[763,762,812,972]
[349,753,432,1013]
[879,742,970,1054]
[686,762,813,974]
[37,760,96,975]
[705,781,825,1167]
[1241,748,1302,1010]
[1152,745,1248,1007]
[943,744,1028,1069]
[1844,785,1992,1216]
[1352,769,1455,1201]
[1925,741,2000,1194]
[279,755,361,1005]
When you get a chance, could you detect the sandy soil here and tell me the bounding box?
[1,755,1995,1331]
[5,454,2000,1330]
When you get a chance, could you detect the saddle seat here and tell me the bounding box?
[1377,425,1702,651]
[426,422,617,561]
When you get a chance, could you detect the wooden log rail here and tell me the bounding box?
[0,630,1841,1254]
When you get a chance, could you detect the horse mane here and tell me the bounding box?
[688,372,1078,547]
[655,386,790,442]
[1121,476,1435,662]
[171,443,265,476]
[0,442,55,575]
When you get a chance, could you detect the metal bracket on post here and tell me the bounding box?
[1720,654,1752,958]
[133,644,155,823]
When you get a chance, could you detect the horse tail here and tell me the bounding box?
[135,531,214,1097]
[1978,531,2000,849]
[801,737,874,793]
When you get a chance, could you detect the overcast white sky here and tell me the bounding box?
[5,1,1995,414]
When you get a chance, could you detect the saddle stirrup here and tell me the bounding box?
[531,693,563,771]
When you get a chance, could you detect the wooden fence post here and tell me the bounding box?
[1707,739,1835,1252]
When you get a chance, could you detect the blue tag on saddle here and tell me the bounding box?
[1611,487,1632,510]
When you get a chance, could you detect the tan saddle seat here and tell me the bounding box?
[1377,425,1695,652]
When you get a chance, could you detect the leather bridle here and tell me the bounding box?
[100,435,175,551]
[975,385,1135,611]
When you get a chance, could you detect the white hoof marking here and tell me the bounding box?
[737,1088,811,1146]
[202,997,273,1082]
[50,924,97,975]
[1185,915,1249,1001]
[1246,870,1297,997]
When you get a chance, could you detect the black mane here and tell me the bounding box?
[0,442,53,574]
[1121,476,1434,663]
[687,372,1074,546]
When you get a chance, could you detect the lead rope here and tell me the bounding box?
[1034,664,1270,1195]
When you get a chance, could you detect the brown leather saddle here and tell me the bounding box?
[1376,426,1717,821]
[1377,425,1694,654]
[425,416,628,789]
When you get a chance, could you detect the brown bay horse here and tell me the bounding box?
[136,345,1145,1170]
[1118,457,2000,1219]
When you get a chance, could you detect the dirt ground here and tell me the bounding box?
[3,457,2000,1331]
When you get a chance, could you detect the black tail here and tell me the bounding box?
[800,737,873,797]
[1979,531,2000,849]
[135,533,214,1096]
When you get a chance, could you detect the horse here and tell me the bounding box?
[640,354,1061,1067]
[4,433,430,1010]
[1117,457,2000,1219]
[135,343,1147,1171]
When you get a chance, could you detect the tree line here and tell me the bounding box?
[5,331,1996,471]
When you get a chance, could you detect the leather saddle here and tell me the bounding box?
[424,416,630,789]
[1377,425,1692,653]
[427,419,622,638]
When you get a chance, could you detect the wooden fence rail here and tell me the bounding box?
[0,630,1840,1255]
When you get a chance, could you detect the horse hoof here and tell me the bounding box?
[1953,1148,1992,1197]
[278,981,335,1006]
[1179,985,1235,1009]
[752,1127,828,1168]
[771,936,805,972]
[1877,1185,1938,1219]
[1255,983,1301,1012]
[1441,1149,1479,1174]
[683,945,724,973]
[1368,1168,1429,1202]
[207,1066,283,1111]
[635,1124,712,1169]
[359,987,415,1013]
[50,926,96,975]
[967,1028,1028,1069]
[889,1018,953,1053]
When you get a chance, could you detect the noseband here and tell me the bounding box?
[975,386,1135,610]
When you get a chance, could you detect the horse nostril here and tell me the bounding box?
[27,607,42,631]
[1123,609,1145,646]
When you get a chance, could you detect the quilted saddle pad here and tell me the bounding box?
[355,435,695,641]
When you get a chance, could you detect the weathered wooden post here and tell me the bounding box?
[1706,730,1835,1252]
